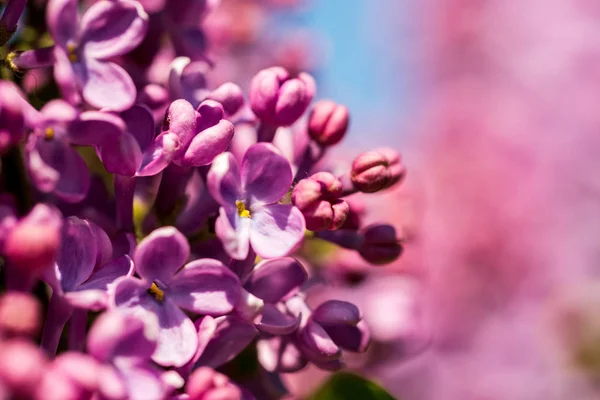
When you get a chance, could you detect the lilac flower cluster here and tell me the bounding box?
[0,0,405,398]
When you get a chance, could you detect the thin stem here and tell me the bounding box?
[256,122,278,143]
[41,293,72,356]
[68,308,87,352]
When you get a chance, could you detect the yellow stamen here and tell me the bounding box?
[44,127,55,140]
[67,43,78,63]
[236,200,251,218]
[148,282,164,302]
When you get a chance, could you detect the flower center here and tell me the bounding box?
[236,200,251,218]
[44,127,55,140]
[67,42,78,63]
[148,282,164,302]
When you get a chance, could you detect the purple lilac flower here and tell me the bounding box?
[111,226,241,367]
[10,0,149,111]
[86,311,167,400]
[132,99,234,177]
[25,100,125,202]
[207,143,306,260]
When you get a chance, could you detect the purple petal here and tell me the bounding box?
[80,59,136,111]
[134,227,189,283]
[194,315,257,369]
[56,217,97,291]
[298,320,341,362]
[87,310,157,363]
[206,82,245,117]
[256,336,307,373]
[312,300,362,326]
[168,57,209,106]
[243,257,307,303]
[255,303,300,335]
[249,204,305,259]
[241,143,292,204]
[76,255,134,291]
[179,120,234,167]
[68,111,125,146]
[165,99,197,158]
[117,363,166,400]
[215,207,251,260]
[52,49,82,107]
[97,365,127,400]
[89,221,113,267]
[26,135,90,203]
[136,131,179,176]
[40,99,78,125]
[98,131,143,176]
[80,0,149,59]
[46,0,78,48]
[177,316,217,378]
[207,152,242,207]
[320,319,370,353]
[168,259,241,315]
[121,104,155,151]
[112,277,198,367]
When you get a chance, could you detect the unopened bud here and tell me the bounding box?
[206,82,244,116]
[351,148,405,193]
[0,292,41,339]
[292,172,349,231]
[308,100,349,146]
[358,224,403,265]
[249,66,315,126]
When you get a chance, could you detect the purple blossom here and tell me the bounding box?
[86,311,167,400]
[42,0,149,110]
[25,100,124,202]
[111,226,241,367]
[134,99,234,177]
[207,143,306,260]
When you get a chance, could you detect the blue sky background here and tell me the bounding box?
[270,0,415,150]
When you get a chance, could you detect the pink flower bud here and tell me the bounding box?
[206,82,245,116]
[0,339,47,399]
[186,367,243,400]
[308,100,349,146]
[350,148,405,193]
[3,204,62,278]
[358,224,403,265]
[0,292,41,339]
[249,66,315,126]
[292,172,349,231]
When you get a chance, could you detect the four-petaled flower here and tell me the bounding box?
[207,143,306,260]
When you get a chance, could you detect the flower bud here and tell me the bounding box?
[308,100,349,146]
[3,204,62,278]
[0,339,47,399]
[292,172,349,231]
[351,148,405,193]
[358,224,403,265]
[249,66,315,126]
[186,367,243,400]
[206,82,245,116]
[0,292,41,339]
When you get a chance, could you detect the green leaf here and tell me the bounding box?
[308,372,397,400]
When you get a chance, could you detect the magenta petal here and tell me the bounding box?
[121,104,155,151]
[112,277,198,367]
[241,143,292,204]
[207,152,243,207]
[321,319,370,353]
[134,227,189,283]
[57,217,97,291]
[194,315,257,369]
[26,135,90,202]
[81,59,136,111]
[179,120,234,167]
[87,310,157,363]
[117,363,165,400]
[215,208,251,260]
[136,132,178,176]
[89,221,113,267]
[80,0,149,59]
[53,49,82,106]
[312,300,362,326]
[97,365,127,400]
[46,0,78,48]
[77,255,134,291]
[68,111,125,146]
[244,257,307,303]
[249,204,305,259]
[298,320,341,362]
[166,99,197,158]
[40,99,78,125]
[257,336,306,373]
[256,303,300,335]
[168,259,240,315]
[98,131,143,176]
